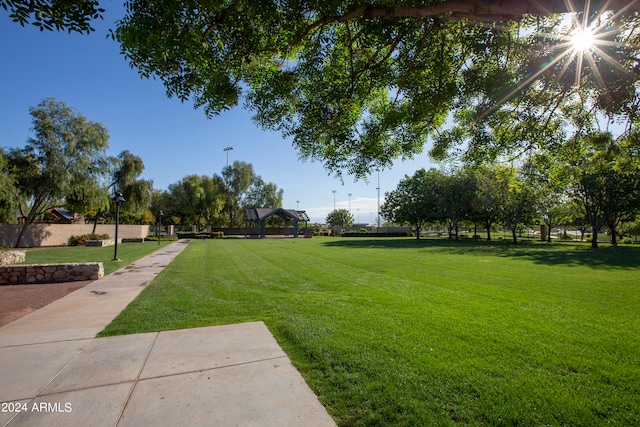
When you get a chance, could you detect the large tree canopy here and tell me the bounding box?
[1,0,104,33]
[0,148,20,223]
[7,98,111,247]
[111,0,639,177]
[4,1,639,177]
[109,150,153,222]
[155,161,283,227]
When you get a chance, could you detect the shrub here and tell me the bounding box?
[145,236,179,242]
[68,233,110,246]
[176,232,206,239]
[621,237,633,244]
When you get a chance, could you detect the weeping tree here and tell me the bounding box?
[220,161,255,227]
[110,150,153,223]
[163,174,226,227]
[218,160,283,227]
[0,148,21,224]
[85,150,153,231]
[7,98,111,247]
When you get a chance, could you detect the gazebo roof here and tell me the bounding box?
[245,208,309,222]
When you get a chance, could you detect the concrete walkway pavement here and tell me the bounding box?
[0,240,336,427]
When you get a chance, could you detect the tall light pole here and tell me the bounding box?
[332,190,337,211]
[348,193,352,213]
[223,146,234,227]
[376,170,381,229]
[111,192,126,261]
[296,200,300,210]
[156,210,164,245]
[223,146,233,170]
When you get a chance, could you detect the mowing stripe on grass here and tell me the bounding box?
[99,238,640,426]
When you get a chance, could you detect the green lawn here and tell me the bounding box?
[21,241,173,275]
[99,238,640,426]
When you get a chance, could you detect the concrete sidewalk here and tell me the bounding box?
[0,240,336,427]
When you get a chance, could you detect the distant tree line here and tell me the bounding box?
[0,98,283,247]
[381,129,640,249]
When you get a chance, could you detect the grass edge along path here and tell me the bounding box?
[20,241,174,276]
[98,238,640,426]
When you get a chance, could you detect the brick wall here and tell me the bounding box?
[0,224,150,248]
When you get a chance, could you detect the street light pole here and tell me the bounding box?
[223,146,233,170]
[157,210,164,245]
[332,190,337,211]
[377,170,381,229]
[111,192,126,261]
[348,193,352,213]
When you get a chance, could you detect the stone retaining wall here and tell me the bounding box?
[0,263,104,285]
[0,251,26,265]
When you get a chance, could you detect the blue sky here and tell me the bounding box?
[0,5,436,223]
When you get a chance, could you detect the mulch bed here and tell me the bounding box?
[0,281,90,327]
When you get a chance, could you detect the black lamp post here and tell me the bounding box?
[112,192,126,261]
[157,210,164,245]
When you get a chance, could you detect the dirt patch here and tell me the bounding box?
[0,281,90,327]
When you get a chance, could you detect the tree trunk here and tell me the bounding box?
[91,211,100,235]
[485,220,492,241]
[587,215,604,249]
[511,227,518,244]
[14,201,44,248]
[338,1,637,24]
[13,221,29,248]
[607,219,619,246]
[415,224,421,240]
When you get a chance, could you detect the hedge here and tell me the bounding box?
[176,231,224,239]
[68,233,110,246]
[341,232,411,237]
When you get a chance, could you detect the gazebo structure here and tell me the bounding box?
[244,208,310,238]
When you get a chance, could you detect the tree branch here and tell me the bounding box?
[292,3,369,46]
[202,0,240,41]
[291,0,640,46]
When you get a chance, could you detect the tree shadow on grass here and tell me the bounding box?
[321,238,640,270]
